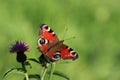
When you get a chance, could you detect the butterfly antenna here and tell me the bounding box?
[64,35,76,41]
[62,27,68,39]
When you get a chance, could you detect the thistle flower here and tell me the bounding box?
[9,41,29,62]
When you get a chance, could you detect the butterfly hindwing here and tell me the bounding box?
[60,44,78,60]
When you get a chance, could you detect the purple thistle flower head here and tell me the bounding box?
[10,41,29,53]
[9,41,29,62]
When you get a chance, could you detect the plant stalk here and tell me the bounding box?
[21,62,29,80]
[49,62,56,80]
[41,67,48,80]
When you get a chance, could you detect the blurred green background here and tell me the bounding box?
[0,0,120,80]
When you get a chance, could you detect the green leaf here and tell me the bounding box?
[24,74,41,80]
[28,58,40,64]
[24,61,32,68]
[2,68,23,79]
[48,70,70,80]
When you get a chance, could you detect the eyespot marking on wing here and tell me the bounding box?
[38,38,48,46]
[52,52,61,61]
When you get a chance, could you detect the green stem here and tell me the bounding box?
[41,64,49,80]
[49,62,56,80]
[41,67,48,80]
[25,73,29,80]
[21,62,29,80]
[21,62,26,73]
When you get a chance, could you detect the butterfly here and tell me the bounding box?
[37,24,78,62]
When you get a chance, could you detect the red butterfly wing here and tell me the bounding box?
[38,24,78,62]
[38,24,59,54]
[60,44,78,60]
[39,24,59,41]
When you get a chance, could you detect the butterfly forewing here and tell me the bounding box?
[39,24,59,41]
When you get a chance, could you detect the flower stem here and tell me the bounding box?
[21,62,27,73]
[41,67,48,80]
[41,64,49,80]
[24,73,29,80]
[49,62,56,80]
[21,62,29,80]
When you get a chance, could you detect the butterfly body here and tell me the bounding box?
[38,24,78,62]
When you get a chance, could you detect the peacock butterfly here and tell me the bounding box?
[37,24,78,62]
